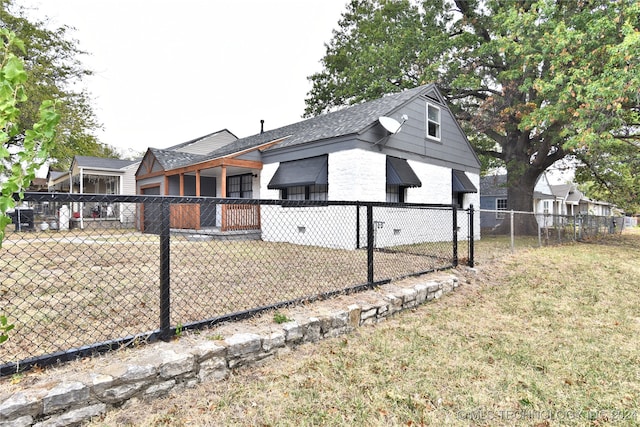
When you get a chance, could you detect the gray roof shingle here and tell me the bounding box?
[480,174,508,197]
[74,156,138,170]
[149,148,203,171]
[151,85,431,171]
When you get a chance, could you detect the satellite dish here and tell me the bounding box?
[379,116,402,134]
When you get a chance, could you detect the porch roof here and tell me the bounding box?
[74,156,138,170]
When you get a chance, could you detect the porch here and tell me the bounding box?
[137,157,263,234]
[169,203,261,232]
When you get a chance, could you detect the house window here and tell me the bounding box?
[267,155,329,201]
[309,184,328,201]
[496,198,507,219]
[543,201,550,215]
[227,174,253,198]
[453,192,464,209]
[281,184,328,201]
[386,156,420,203]
[106,177,118,195]
[426,103,441,140]
[386,185,406,203]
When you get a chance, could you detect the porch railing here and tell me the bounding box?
[221,203,261,231]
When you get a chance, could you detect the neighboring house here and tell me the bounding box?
[26,177,49,192]
[548,183,582,216]
[46,170,69,191]
[48,156,140,227]
[44,130,237,229]
[479,174,508,231]
[136,84,481,248]
[162,129,238,155]
[481,173,615,232]
[549,183,613,217]
[480,172,557,230]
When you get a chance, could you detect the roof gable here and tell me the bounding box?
[136,149,169,176]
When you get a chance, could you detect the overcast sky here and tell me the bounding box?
[23,0,348,157]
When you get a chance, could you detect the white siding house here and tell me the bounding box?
[47,156,140,228]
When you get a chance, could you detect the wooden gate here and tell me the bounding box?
[170,204,200,230]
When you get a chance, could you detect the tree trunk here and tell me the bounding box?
[502,167,541,235]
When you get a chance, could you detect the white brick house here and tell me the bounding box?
[136,84,481,247]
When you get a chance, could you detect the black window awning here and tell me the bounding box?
[387,156,422,188]
[267,155,328,189]
[452,169,477,193]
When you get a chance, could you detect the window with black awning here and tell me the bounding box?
[267,155,328,190]
[386,156,421,203]
[267,155,328,201]
[451,169,477,193]
[386,156,422,188]
[452,169,477,208]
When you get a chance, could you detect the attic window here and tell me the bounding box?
[426,103,441,141]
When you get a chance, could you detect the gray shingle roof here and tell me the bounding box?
[149,148,203,171]
[480,174,508,196]
[74,156,138,170]
[48,170,67,180]
[152,84,432,171]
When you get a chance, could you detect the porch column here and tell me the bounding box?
[195,170,201,197]
[220,166,227,197]
[221,166,227,230]
[179,173,185,196]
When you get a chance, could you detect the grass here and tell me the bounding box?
[0,229,454,365]
[88,228,640,426]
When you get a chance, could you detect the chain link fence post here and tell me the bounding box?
[159,199,171,341]
[366,204,374,284]
[452,206,458,267]
[468,204,474,267]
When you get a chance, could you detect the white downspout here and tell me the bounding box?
[80,167,84,229]
[119,174,123,223]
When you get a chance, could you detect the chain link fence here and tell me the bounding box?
[1,193,474,376]
[478,209,625,263]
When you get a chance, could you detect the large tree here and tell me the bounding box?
[0,0,118,170]
[305,0,640,217]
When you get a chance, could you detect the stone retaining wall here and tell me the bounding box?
[0,275,460,427]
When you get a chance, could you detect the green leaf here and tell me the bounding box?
[2,56,27,84]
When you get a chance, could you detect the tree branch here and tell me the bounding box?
[476,148,504,160]
[454,0,492,42]
[574,154,614,193]
[446,88,502,100]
